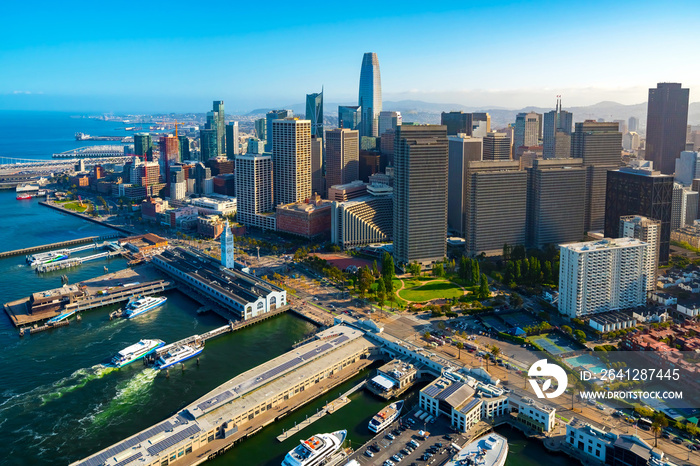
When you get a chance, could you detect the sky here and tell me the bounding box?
[0,0,698,113]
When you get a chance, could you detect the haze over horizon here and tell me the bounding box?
[1,0,698,113]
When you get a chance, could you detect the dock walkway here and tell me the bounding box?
[276,380,366,442]
[0,233,121,259]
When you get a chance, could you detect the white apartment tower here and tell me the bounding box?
[235,154,276,230]
[272,119,311,206]
[559,238,648,318]
[619,216,660,293]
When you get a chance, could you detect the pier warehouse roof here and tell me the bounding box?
[152,247,286,320]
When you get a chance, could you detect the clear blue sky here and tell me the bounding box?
[0,0,697,113]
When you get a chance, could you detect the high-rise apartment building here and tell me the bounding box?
[225,122,239,160]
[325,128,359,193]
[134,133,153,161]
[464,161,527,256]
[310,136,324,196]
[272,119,311,206]
[441,111,473,136]
[447,136,483,236]
[604,162,673,264]
[235,154,276,230]
[526,159,586,249]
[378,111,402,137]
[305,90,324,140]
[265,109,293,152]
[159,135,179,183]
[200,129,218,162]
[358,52,382,138]
[620,215,660,293]
[338,106,362,131]
[514,112,542,149]
[543,98,573,159]
[559,238,648,318]
[646,83,690,175]
[675,151,700,186]
[482,132,511,161]
[572,121,623,232]
[393,125,448,266]
[213,101,225,157]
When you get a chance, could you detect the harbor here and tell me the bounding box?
[0,233,122,259]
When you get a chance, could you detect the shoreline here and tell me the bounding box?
[39,200,135,235]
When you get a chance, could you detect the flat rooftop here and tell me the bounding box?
[563,237,647,252]
[378,359,417,383]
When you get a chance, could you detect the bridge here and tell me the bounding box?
[0,156,134,173]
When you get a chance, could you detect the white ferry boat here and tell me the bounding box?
[124,296,167,319]
[368,400,404,433]
[154,344,203,370]
[281,430,347,466]
[111,339,165,368]
[446,432,508,466]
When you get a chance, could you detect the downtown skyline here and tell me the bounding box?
[1,0,699,113]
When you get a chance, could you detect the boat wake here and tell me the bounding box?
[91,368,159,427]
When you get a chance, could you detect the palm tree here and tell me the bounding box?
[651,413,668,447]
[567,373,585,412]
[456,342,464,360]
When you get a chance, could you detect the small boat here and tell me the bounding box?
[369,400,404,433]
[123,296,167,319]
[154,344,203,370]
[445,432,508,466]
[281,430,347,466]
[16,194,32,200]
[111,339,165,368]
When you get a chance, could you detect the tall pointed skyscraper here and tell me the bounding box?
[306,89,324,140]
[358,52,382,138]
[543,97,573,159]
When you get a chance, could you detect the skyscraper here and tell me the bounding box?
[265,109,293,152]
[254,118,266,141]
[205,111,221,157]
[543,98,573,159]
[604,162,673,264]
[225,122,239,160]
[358,52,382,138]
[325,128,360,192]
[513,112,542,150]
[675,151,700,186]
[447,136,482,236]
[310,136,324,196]
[441,111,473,136]
[134,133,153,161]
[378,111,402,136]
[159,134,179,182]
[482,132,511,161]
[628,116,639,133]
[178,135,190,161]
[646,83,690,175]
[213,101,226,157]
[393,125,448,267]
[235,153,276,230]
[620,215,660,293]
[471,113,491,133]
[272,118,311,206]
[338,106,361,131]
[200,129,218,161]
[305,90,324,140]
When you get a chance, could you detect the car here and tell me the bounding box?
[387,433,396,440]
[371,443,381,452]
[365,450,374,457]
[443,435,452,441]
[392,429,401,436]
[399,425,407,431]
[436,442,443,448]
[662,432,672,439]
[673,437,683,444]
[392,455,401,462]
[401,449,410,456]
[597,404,606,411]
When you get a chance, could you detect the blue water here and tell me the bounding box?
[563,354,608,374]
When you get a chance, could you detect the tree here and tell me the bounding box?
[562,325,572,335]
[471,260,480,286]
[502,243,511,261]
[477,273,490,300]
[376,278,386,310]
[432,263,445,278]
[456,341,464,359]
[490,345,501,358]
[651,413,668,448]
[381,252,395,294]
[459,256,470,281]
[423,331,431,340]
[408,262,421,278]
[573,329,587,342]
[372,260,380,278]
[510,292,523,308]
[358,267,374,298]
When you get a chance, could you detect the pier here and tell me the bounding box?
[0,234,121,259]
[35,248,124,273]
[276,380,366,442]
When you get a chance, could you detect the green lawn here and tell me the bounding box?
[60,201,89,213]
[398,279,464,302]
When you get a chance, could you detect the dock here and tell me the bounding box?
[35,249,124,273]
[276,380,366,442]
[0,234,121,259]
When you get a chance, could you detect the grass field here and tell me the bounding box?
[59,200,89,213]
[398,279,463,302]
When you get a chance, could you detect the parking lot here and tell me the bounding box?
[348,406,467,466]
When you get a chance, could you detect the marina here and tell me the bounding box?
[0,233,122,259]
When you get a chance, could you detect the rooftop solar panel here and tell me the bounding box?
[422,384,442,398]
[197,390,234,413]
[330,335,349,345]
[113,452,143,466]
[459,398,481,414]
[146,425,201,456]
[436,382,465,401]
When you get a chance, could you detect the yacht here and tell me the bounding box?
[111,339,165,368]
[369,400,404,433]
[124,296,167,319]
[281,430,347,466]
[445,432,508,466]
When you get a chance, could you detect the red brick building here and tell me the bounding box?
[275,194,332,238]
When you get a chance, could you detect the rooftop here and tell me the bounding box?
[562,237,647,252]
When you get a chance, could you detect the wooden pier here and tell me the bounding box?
[0,233,121,259]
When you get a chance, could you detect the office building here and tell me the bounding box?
[622,132,640,152]
[325,128,359,192]
[265,109,293,152]
[526,159,586,249]
[310,136,324,196]
[604,162,673,264]
[471,113,491,133]
[225,122,239,160]
[359,151,381,182]
[272,118,311,206]
[559,238,648,317]
[200,129,218,162]
[572,121,623,232]
[628,116,639,132]
[134,133,153,161]
[205,111,221,157]
[331,182,393,249]
[441,111,473,136]
[205,157,234,176]
[159,135,179,182]
[276,194,332,239]
[338,105,361,131]
[327,180,368,202]
[465,161,527,256]
[235,154,275,230]
[543,98,573,159]
[646,83,690,175]
[178,135,190,161]
[213,101,225,156]
[212,174,235,197]
[447,136,483,236]
[358,52,382,138]
[305,90,324,140]
[613,119,628,135]
[393,125,448,267]
[193,163,212,196]
[514,112,542,150]
[254,118,266,141]
[675,151,700,186]
[378,111,401,137]
[672,183,699,230]
[483,132,511,161]
[246,138,264,155]
[620,216,660,293]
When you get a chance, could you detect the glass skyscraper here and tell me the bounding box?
[358,52,382,138]
[338,106,361,131]
[543,98,573,159]
[305,89,324,140]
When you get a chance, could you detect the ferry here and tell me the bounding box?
[111,339,165,368]
[16,184,40,193]
[154,344,203,370]
[445,432,508,466]
[28,251,69,266]
[16,194,32,200]
[124,296,167,319]
[368,400,404,433]
[281,430,347,466]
